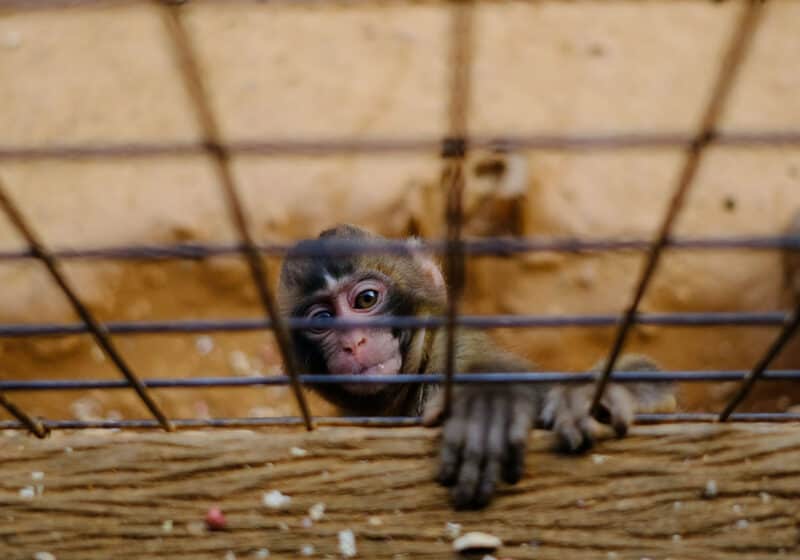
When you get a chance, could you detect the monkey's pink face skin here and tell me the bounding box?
[304,278,402,395]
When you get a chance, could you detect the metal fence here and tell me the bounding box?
[0,0,799,437]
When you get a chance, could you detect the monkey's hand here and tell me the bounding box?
[541,382,676,453]
[423,384,538,509]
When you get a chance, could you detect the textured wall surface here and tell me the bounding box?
[0,0,799,423]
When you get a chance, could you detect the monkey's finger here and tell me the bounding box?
[602,385,635,438]
[554,414,587,453]
[475,393,509,507]
[452,397,490,509]
[503,394,534,484]
[437,393,469,486]
[539,387,563,429]
[422,391,446,427]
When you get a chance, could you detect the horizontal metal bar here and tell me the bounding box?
[2,370,799,392]
[0,235,797,262]
[2,131,800,161]
[1,412,799,431]
[636,412,800,423]
[0,417,421,429]
[0,311,789,338]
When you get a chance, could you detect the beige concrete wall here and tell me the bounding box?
[0,0,799,422]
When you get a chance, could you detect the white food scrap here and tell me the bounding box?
[19,486,35,500]
[338,529,357,558]
[703,479,718,498]
[444,522,462,539]
[308,502,326,521]
[290,447,309,457]
[262,490,292,509]
[452,532,502,553]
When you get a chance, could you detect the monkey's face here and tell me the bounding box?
[299,274,403,395]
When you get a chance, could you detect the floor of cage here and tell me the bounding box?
[1,423,798,560]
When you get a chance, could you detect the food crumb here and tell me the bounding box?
[591,454,607,465]
[338,529,357,558]
[290,447,309,457]
[162,520,173,533]
[444,522,462,539]
[301,517,313,529]
[736,519,749,530]
[254,549,270,559]
[263,490,292,509]
[367,516,383,526]
[300,544,315,556]
[309,502,326,521]
[31,471,44,481]
[703,479,718,498]
[205,507,227,530]
[19,486,35,500]
[759,491,771,504]
[33,553,55,560]
[453,532,502,553]
[224,551,236,560]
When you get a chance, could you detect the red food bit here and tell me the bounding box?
[205,506,227,530]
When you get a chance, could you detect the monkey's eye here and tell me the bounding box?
[353,289,380,310]
[307,308,334,334]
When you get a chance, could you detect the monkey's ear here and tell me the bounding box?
[408,238,446,291]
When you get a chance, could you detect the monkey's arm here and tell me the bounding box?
[424,338,674,509]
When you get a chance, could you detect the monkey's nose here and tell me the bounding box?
[342,334,367,355]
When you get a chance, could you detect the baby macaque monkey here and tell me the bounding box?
[278,225,673,508]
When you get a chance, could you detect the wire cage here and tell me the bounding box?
[0,0,800,441]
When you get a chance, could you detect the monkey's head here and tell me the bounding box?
[278,225,447,405]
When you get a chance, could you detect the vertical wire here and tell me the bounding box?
[442,0,474,415]
[0,182,172,432]
[161,3,313,430]
[589,0,766,415]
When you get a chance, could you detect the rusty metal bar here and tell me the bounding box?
[4,370,800,393]
[0,391,48,438]
[441,0,474,417]
[0,182,173,432]
[161,4,314,429]
[0,234,797,262]
[590,0,765,416]
[0,311,790,339]
[3,131,800,162]
[719,302,800,421]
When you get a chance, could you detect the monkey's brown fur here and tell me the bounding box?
[278,225,674,508]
